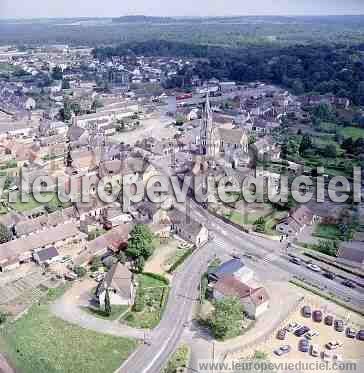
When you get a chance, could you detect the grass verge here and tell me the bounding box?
[289,278,364,317]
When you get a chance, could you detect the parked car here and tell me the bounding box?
[323,271,336,280]
[306,263,321,272]
[60,255,72,264]
[285,322,300,332]
[299,339,310,352]
[295,326,310,337]
[313,310,323,322]
[326,341,343,350]
[346,328,356,339]
[342,280,356,288]
[357,330,364,341]
[323,350,333,361]
[334,320,344,332]
[305,330,319,340]
[310,344,319,357]
[302,306,312,318]
[325,315,334,326]
[290,257,301,265]
[277,329,287,340]
[274,345,291,356]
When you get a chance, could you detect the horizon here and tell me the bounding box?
[1,0,364,19]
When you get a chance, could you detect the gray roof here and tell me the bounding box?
[337,242,364,265]
[209,258,244,280]
[35,246,59,263]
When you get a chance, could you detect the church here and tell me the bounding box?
[196,94,251,169]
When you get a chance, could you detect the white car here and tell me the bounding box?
[326,341,343,350]
[305,330,319,340]
[285,322,301,332]
[306,263,321,272]
[323,351,333,361]
[311,344,320,357]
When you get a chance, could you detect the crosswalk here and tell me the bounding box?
[212,236,279,264]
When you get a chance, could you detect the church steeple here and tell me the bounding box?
[200,93,219,159]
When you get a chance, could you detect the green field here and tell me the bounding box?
[121,273,169,329]
[314,224,343,240]
[0,290,137,373]
[339,126,364,140]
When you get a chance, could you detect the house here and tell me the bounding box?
[276,205,314,236]
[33,246,60,265]
[0,223,86,270]
[208,258,254,283]
[168,209,209,248]
[213,276,269,319]
[95,262,135,308]
[74,224,131,266]
[336,242,364,270]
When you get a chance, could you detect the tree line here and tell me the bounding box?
[93,40,364,105]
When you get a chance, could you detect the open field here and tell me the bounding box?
[0,289,137,373]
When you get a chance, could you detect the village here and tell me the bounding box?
[0,42,363,373]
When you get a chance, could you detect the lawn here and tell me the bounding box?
[83,305,129,321]
[314,224,343,240]
[0,289,137,373]
[121,273,169,329]
[339,126,364,140]
[8,192,68,213]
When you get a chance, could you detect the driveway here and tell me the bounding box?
[50,279,146,340]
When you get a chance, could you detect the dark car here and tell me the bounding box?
[334,320,344,332]
[277,329,287,340]
[295,326,310,337]
[313,310,323,322]
[290,257,301,265]
[346,327,356,339]
[325,315,334,326]
[342,280,356,288]
[357,330,364,341]
[299,339,310,352]
[323,272,336,280]
[302,306,312,318]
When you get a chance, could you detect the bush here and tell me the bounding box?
[142,272,170,285]
[0,311,7,324]
[167,249,193,274]
[73,266,87,278]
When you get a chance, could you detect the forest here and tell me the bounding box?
[93,40,364,106]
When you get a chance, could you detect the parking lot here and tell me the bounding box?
[241,304,364,363]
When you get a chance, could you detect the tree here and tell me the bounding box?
[104,288,112,315]
[90,256,103,272]
[210,297,244,340]
[299,134,312,155]
[73,266,87,277]
[126,224,155,261]
[253,217,266,233]
[117,251,127,264]
[52,66,63,81]
[135,256,145,273]
[0,311,7,325]
[324,144,337,158]
[0,224,12,244]
[133,287,145,312]
[62,79,70,90]
[342,137,354,154]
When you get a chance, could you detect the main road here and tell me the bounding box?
[116,155,364,373]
